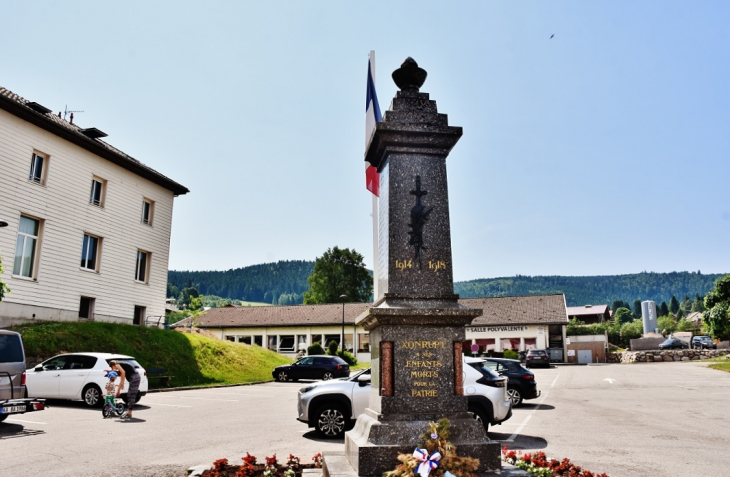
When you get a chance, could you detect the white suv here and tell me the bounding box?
[297,356,512,438]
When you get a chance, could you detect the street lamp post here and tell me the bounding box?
[340,294,348,352]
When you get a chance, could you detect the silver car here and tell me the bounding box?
[297,357,512,438]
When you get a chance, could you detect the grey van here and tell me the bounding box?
[0,329,45,422]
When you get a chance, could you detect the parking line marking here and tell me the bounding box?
[6,418,47,424]
[551,374,560,388]
[503,390,550,442]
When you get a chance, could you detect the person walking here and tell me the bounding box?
[109,360,141,420]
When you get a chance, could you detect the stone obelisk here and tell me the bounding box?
[335,58,501,477]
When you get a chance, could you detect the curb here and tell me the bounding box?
[147,379,275,394]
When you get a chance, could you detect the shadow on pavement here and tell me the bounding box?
[519,403,555,411]
[301,429,344,443]
[489,432,547,450]
[0,421,46,439]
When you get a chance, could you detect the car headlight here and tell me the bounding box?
[299,385,317,394]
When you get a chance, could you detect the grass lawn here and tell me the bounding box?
[11,321,291,388]
[705,355,730,373]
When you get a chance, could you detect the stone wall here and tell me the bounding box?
[607,349,729,363]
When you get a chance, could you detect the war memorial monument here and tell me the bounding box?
[322,58,502,477]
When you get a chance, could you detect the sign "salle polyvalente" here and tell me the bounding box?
[467,326,529,333]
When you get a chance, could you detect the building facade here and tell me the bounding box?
[566,304,611,325]
[174,294,569,363]
[0,86,188,328]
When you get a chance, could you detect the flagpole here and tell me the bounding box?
[369,50,380,301]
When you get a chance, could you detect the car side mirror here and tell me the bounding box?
[357,374,371,386]
[34,365,43,372]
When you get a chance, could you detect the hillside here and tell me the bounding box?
[11,321,291,387]
[168,260,313,305]
[169,262,727,308]
[454,272,726,307]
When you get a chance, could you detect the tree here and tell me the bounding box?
[0,255,9,302]
[703,275,730,340]
[692,294,705,313]
[681,296,693,315]
[178,286,200,308]
[658,315,677,335]
[303,246,373,304]
[669,295,680,314]
[167,282,180,299]
[633,299,643,318]
[659,301,669,317]
[614,307,634,326]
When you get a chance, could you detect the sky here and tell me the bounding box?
[2,2,729,281]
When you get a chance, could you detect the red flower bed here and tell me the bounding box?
[203,453,322,477]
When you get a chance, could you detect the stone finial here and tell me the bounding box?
[392,57,427,91]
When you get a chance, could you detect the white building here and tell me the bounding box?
[172,294,568,363]
[0,86,189,328]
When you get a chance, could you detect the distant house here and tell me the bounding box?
[566,304,611,325]
[0,86,189,328]
[686,311,703,325]
[173,294,569,363]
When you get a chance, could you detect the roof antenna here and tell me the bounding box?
[63,104,84,122]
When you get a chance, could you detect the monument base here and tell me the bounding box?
[341,412,501,477]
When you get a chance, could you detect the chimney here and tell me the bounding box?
[70,112,74,124]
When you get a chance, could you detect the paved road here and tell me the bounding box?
[489,361,730,477]
[2,362,729,476]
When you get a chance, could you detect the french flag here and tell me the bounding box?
[365,52,382,196]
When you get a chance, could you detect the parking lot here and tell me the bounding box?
[2,361,729,477]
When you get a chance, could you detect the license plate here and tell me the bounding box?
[1,405,26,414]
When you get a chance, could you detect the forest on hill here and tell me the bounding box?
[168,262,727,308]
[454,272,726,307]
[168,260,313,305]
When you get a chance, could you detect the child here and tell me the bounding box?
[102,371,121,418]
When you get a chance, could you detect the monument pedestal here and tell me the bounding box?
[339,298,501,476]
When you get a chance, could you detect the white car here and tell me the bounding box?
[26,353,148,407]
[297,356,512,438]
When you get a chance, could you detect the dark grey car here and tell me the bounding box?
[0,330,46,422]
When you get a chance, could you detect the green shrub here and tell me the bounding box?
[308,341,325,355]
[326,340,339,356]
[336,350,358,366]
[503,349,519,360]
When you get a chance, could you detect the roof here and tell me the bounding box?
[173,302,374,329]
[0,86,189,196]
[174,294,568,329]
[462,294,568,326]
[566,304,609,317]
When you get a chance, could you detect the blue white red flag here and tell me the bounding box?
[365,52,382,196]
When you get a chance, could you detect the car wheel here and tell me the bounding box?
[315,405,347,438]
[468,405,489,434]
[277,370,289,382]
[0,414,8,423]
[507,387,523,407]
[82,384,102,407]
[322,371,334,380]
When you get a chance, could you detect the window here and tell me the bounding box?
[79,296,95,319]
[500,338,521,351]
[29,152,48,185]
[240,336,252,345]
[13,215,41,278]
[226,336,236,342]
[279,335,295,351]
[80,234,100,271]
[133,305,146,326]
[358,333,370,352]
[141,199,154,225]
[267,336,278,350]
[134,250,150,283]
[89,177,106,207]
[253,336,263,347]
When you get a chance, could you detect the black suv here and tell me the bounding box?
[482,358,540,407]
[525,349,550,368]
[273,355,350,382]
[691,336,716,349]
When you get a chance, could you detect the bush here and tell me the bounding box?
[308,341,325,355]
[326,340,339,356]
[503,349,519,360]
[336,350,358,366]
